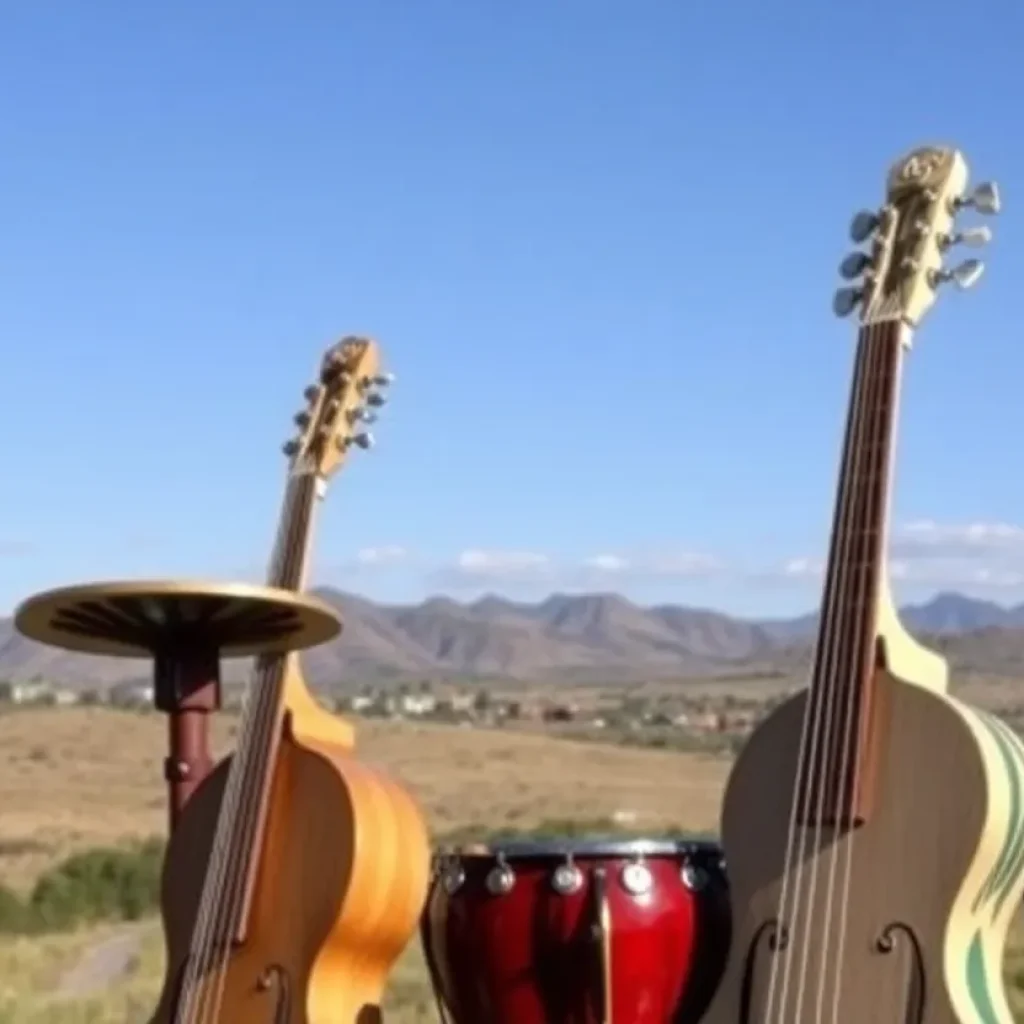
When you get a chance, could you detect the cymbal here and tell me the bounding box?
[14,579,342,659]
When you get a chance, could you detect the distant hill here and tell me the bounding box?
[3,588,1024,690]
[758,591,1024,640]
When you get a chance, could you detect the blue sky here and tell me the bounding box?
[3,0,1024,617]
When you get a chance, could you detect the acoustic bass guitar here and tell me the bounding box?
[149,337,431,1023]
[700,146,1018,1023]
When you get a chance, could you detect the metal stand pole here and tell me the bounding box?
[153,644,222,833]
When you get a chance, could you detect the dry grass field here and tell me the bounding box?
[0,706,727,888]
[2,705,1024,1021]
[0,706,726,1021]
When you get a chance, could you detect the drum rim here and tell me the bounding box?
[439,836,721,859]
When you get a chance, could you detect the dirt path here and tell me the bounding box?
[54,926,144,998]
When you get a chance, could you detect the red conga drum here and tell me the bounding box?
[421,837,731,1023]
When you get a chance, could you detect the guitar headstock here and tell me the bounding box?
[833,145,1000,332]
[282,336,394,478]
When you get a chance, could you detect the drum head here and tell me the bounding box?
[444,835,720,860]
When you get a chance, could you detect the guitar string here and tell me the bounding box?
[183,473,302,1019]
[191,471,317,1022]
[174,477,295,1022]
[812,317,883,1021]
[764,318,874,1023]
[183,660,274,1021]
[179,472,310,1022]
[184,500,299,1023]
[826,314,905,1024]
[805,318,887,1021]
[781,319,881,1023]
[203,470,322,1018]
[809,317,891,1021]
[176,475,297,1022]
[762,321,867,1022]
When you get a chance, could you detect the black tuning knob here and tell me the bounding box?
[832,287,862,318]
[849,211,879,244]
[839,252,872,280]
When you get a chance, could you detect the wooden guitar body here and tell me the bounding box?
[702,146,1011,1023]
[149,666,431,1024]
[703,662,1024,1024]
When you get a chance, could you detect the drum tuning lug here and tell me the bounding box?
[681,861,709,893]
[552,859,584,896]
[486,860,516,896]
[620,860,654,898]
[441,862,466,896]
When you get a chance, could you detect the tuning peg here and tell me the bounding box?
[345,408,377,426]
[940,225,992,251]
[293,411,311,428]
[334,431,376,452]
[954,182,1001,216]
[849,211,880,244]
[365,392,387,408]
[832,287,863,318]
[282,439,301,457]
[303,386,319,402]
[839,252,872,280]
[368,372,395,388]
[931,258,985,290]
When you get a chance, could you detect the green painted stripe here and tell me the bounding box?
[966,930,1002,1024]
[976,713,1023,913]
[986,716,1024,919]
[971,710,1012,913]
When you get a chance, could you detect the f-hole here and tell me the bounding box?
[876,922,926,1024]
[738,919,785,1024]
[256,964,292,1024]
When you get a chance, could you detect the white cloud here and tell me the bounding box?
[442,548,722,588]
[765,521,1024,591]
[453,549,552,579]
[381,521,1024,597]
[355,545,408,566]
[582,552,722,579]
[583,554,631,573]
[642,552,722,577]
[779,557,824,580]
[892,520,1024,559]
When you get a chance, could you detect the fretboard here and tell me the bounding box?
[796,318,904,829]
[214,470,321,942]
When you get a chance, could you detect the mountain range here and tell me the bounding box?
[4,589,1024,690]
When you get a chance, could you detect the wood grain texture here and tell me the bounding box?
[701,668,1024,1024]
[148,667,431,1023]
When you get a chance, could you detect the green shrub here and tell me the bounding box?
[0,837,165,935]
[0,884,27,932]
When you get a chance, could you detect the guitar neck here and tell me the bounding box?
[230,469,323,940]
[266,471,322,593]
[797,317,907,828]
